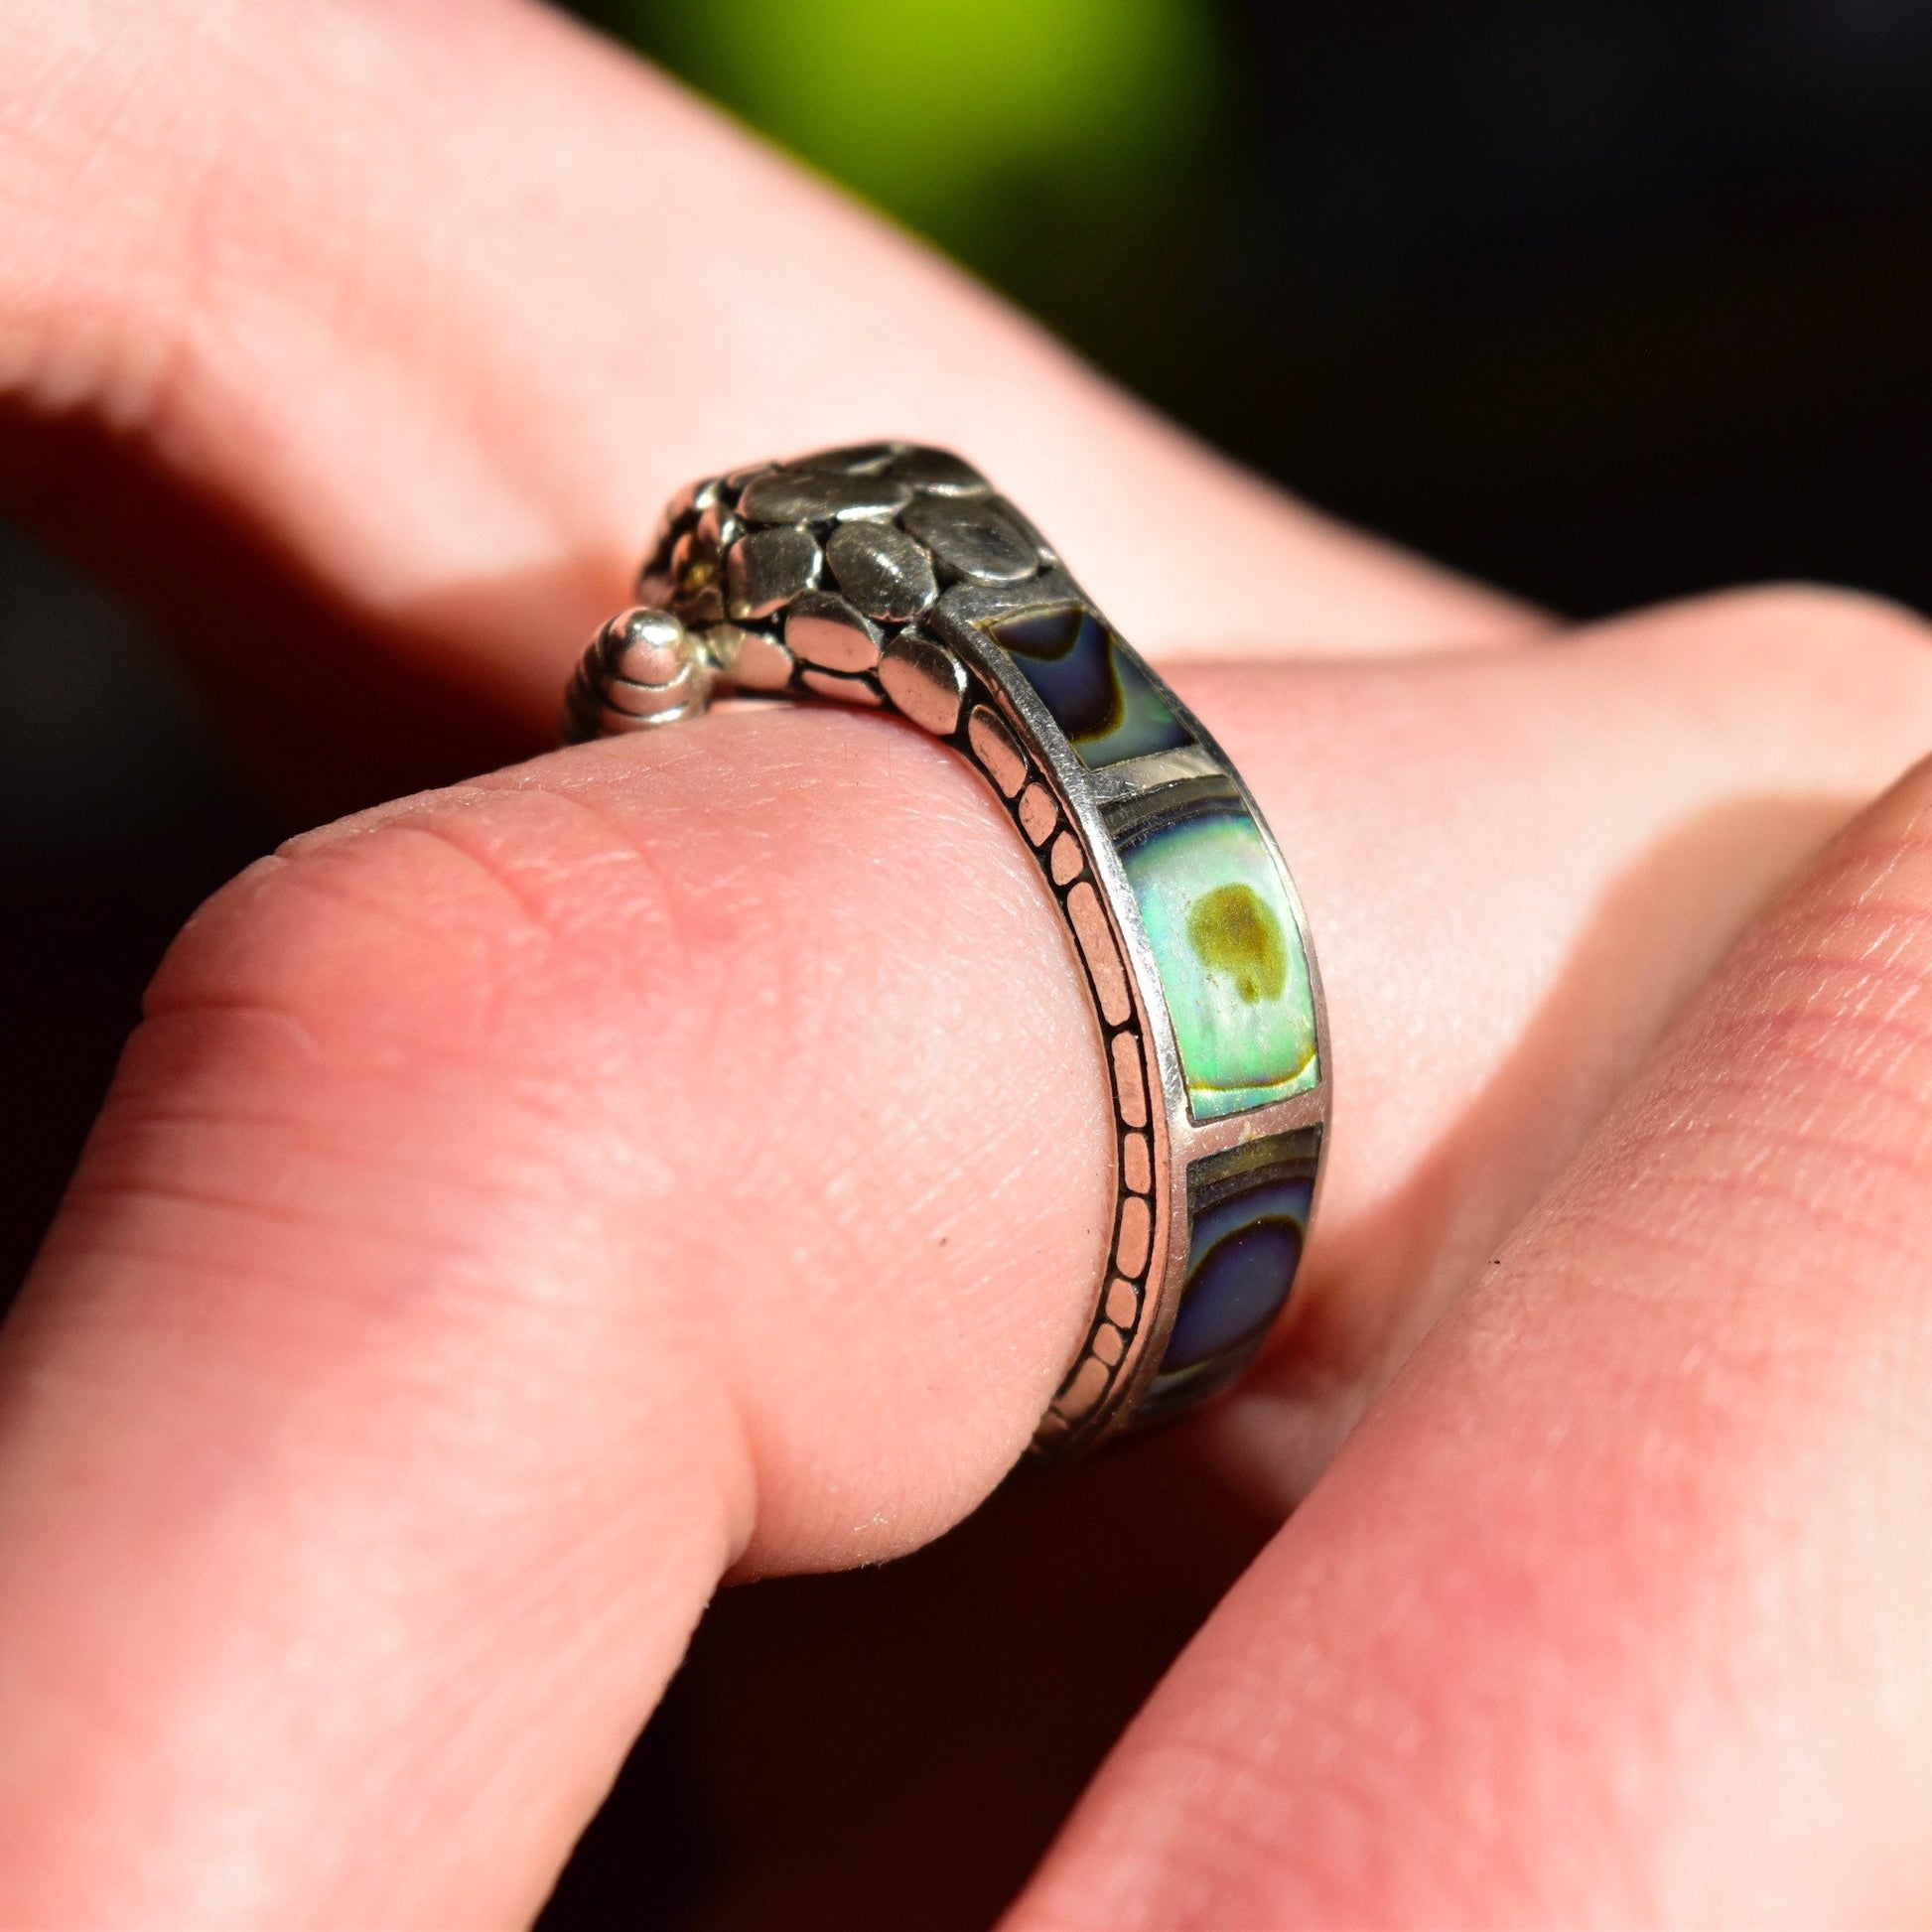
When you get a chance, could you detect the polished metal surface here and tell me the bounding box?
[785,591,883,673]
[727,524,822,621]
[901,494,1039,585]
[739,469,914,526]
[824,520,939,622]
[878,630,966,735]
[564,443,1330,1460]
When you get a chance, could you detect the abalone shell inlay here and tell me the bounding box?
[1119,800,1318,1121]
[989,607,1194,768]
[1138,1127,1321,1422]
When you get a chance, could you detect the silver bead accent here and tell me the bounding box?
[602,671,702,719]
[563,605,716,735]
[605,606,691,686]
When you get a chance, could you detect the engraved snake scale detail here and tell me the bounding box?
[565,444,1330,1460]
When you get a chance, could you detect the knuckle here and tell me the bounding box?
[147,775,718,1072]
[1708,572,1932,648]
[82,770,739,1325]
[1691,581,1932,716]
[68,769,747,1343]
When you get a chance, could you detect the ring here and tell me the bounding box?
[564,444,1329,1459]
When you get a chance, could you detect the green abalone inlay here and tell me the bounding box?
[1121,806,1317,1120]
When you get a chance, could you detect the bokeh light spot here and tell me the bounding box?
[625,0,1223,244]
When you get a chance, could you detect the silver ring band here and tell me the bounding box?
[564,443,1330,1460]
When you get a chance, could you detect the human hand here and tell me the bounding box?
[6,6,1932,1925]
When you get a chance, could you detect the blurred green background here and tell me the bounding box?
[574,0,1233,421]
[589,0,1224,255]
[565,0,1932,621]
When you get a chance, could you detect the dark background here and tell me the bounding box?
[4,1,1930,1922]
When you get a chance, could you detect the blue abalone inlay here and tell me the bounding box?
[988,607,1193,768]
[1136,1127,1321,1425]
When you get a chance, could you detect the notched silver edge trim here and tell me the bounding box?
[1085,743,1224,800]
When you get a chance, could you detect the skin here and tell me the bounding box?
[4,2,1932,1924]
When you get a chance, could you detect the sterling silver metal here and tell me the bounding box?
[565,444,1329,1461]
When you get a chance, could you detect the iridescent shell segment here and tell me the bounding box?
[1138,1127,1321,1422]
[1117,798,1318,1121]
[990,607,1193,767]
[986,606,1317,1123]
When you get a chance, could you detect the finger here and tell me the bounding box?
[0,590,1926,1924]
[1194,585,1932,1507]
[633,588,1932,1927]
[0,0,1535,809]
[1011,698,1932,1928]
